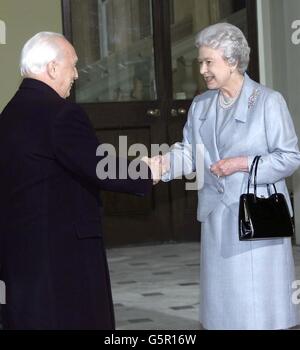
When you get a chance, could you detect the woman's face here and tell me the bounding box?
[198,46,233,90]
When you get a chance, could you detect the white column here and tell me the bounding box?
[283,0,300,245]
[257,0,300,245]
[256,0,273,87]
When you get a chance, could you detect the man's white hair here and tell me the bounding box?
[20,31,66,77]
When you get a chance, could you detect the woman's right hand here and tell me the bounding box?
[210,156,249,177]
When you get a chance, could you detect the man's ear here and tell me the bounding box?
[47,61,57,79]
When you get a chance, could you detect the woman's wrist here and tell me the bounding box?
[236,156,249,172]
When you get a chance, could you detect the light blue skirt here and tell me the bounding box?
[200,201,299,330]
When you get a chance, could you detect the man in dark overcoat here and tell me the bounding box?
[0,32,157,330]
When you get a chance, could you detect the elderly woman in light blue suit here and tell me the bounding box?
[161,23,300,330]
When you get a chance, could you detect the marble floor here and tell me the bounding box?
[1,242,299,330]
[107,242,300,330]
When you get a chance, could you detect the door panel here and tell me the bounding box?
[62,0,259,246]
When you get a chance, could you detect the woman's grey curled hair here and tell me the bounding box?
[195,23,250,74]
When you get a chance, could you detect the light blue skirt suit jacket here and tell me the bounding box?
[163,74,300,329]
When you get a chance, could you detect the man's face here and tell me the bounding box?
[53,39,78,98]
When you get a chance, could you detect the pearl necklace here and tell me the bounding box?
[218,91,239,109]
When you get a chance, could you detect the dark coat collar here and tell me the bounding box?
[19,78,62,99]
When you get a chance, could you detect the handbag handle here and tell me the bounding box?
[247,156,277,196]
[247,156,260,193]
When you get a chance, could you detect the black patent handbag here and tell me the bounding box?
[239,156,294,241]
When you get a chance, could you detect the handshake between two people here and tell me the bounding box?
[141,155,170,185]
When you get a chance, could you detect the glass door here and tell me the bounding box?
[62,0,259,246]
[71,0,157,103]
[63,0,173,246]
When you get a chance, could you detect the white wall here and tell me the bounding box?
[257,0,300,244]
[284,1,300,246]
[0,0,62,112]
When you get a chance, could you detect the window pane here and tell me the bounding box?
[71,0,157,103]
[170,0,247,100]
